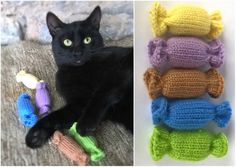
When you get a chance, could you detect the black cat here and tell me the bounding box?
[25,6,133,148]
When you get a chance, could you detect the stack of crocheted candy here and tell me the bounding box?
[16,70,51,127]
[144,2,232,161]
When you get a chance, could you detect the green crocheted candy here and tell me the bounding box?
[68,123,105,162]
[150,126,228,161]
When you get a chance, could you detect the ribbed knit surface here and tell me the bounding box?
[35,80,51,116]
[16,70,39,89]
[16,93,38,127]
[151,97,231,129]
[68,123,105,162]
[150,126,228,161]
[149,2,223,39]
[148,37,224,68]
[143,68,224,99]
[52,130,89,166]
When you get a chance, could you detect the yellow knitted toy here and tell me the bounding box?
[16,70,39,89]
[149,2,223,39]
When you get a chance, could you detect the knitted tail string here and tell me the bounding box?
[35,80,51,116]
[151,97,168,125]
[208,40,224,68]
[150,127,170,161]
[214,101,232,127]
[143,68,162,99]
[16,93,38,127]
[211,133,228,157]
[206,69,224,98]
[148,38,168,67]
[68,123,105,162]
[52,130,89,166]
[149,2,167,36]
[208,11,223,39]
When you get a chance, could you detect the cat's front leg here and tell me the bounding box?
[76,89,121,136]
[25,104,79,148]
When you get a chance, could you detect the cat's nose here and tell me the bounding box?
[73,51,82,57]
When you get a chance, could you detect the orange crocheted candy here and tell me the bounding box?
[143,68,224,99]
[52,130,89,165]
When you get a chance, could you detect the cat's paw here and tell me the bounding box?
[25,125,53,148]
[76,119,97,136]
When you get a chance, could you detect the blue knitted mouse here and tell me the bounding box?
[151,96,232,130]
[16,93,38,127]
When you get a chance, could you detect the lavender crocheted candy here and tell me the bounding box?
[148,37,224,68]
[35,81,51,116]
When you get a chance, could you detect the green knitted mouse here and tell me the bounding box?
[68,122,105,162]
[150,126,228,161]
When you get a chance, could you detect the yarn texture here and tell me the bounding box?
[143,68,224,99]
[68,123,105,162]
[35,80,51,116]
[148,37,224,68]
[149,2,223,39]
[16,93,38,127]
[52,130,88,166]
[150,126,228,161]
[16,70,39,89]
[152,97,231,129]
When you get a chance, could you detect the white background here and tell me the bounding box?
[134,1,235,166]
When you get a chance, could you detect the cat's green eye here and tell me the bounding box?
[83,37,92,44]
[63,39,72,47]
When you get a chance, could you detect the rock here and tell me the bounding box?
[0,15,26,45]
[1,1,133,45]
[101,14,133,40]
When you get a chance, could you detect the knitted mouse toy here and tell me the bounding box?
[150,126,228,161]
[148,37,224,68]
[35,80,51,116]
[52,130,89,165]
[16,93,38,127]
[16,70,39,89]
[151,97,231,129]
[68,123,105,162]
[144,68,224,99]
[149,2,223,39]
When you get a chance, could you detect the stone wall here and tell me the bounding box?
[1,1,133,45]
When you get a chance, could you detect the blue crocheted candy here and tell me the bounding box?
[16,93,38,127]
[151,97,231,130]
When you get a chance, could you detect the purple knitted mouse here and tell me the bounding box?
[35,80,51,116]
[148,37,224,68]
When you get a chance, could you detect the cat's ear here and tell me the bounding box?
[86,6,102,30]
[46,12,65,37]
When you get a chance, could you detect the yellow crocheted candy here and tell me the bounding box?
[16,70,39,89]
[149,2,223,39]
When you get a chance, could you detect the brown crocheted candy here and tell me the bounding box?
[52,130,89,166]
[143,68,224,99]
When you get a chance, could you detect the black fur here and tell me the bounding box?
[25,6,133,148]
